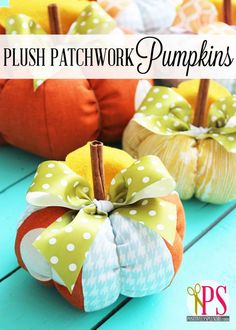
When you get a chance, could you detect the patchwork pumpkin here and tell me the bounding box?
[99,0,176,33]
[163,0,236,93]
[123,80,236,204]
[15,143,185,312]
[0,2,148,159]
[172,0,218,33]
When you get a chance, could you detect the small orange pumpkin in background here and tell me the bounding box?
[0,1,151,159]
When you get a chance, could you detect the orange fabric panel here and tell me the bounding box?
[54,273,84,310]
[43,79,99,159]
[0,80,52,157]
[89,79,138,143]
[161,194,185,274]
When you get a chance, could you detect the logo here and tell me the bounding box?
[186,280,230,322]
[0,0,9,7]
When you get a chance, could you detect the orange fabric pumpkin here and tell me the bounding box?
[0,78,142,159]
[0,3,151,159]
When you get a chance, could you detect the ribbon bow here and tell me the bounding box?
[5,2,117,90]
[27,156,177,293]
[134,86,236,153]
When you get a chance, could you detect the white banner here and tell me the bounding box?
[0,34,236,79]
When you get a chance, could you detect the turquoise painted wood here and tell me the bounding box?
[183,198,235,245]
[99,209,236,330]
[0,146,235,330]
[0,269,126,330]
[0,175,34,279]
[0,146,42,192]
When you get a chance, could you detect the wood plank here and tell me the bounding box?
[98,209,236,330]
[0,269,126,330]
[0,175,34,279]
[183,199,236,247]
[0,146,42,192]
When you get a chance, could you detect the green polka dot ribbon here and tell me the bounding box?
[27,156,177,293]
[5,2,117,90]
[134,86,236,153]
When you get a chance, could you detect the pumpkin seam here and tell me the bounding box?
[87,80,103,138]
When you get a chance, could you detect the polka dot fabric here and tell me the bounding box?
[15,146,185,311]
[69,2,116,34]
[134,86,192,135]
[5,14,46,34]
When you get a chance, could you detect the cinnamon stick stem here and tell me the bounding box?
[193,79,210,127]
[90,141,106,200]
[48,4,62,34]
[223,0,232,25]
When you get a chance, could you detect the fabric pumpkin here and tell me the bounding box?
[0,2,150,159]
[0,0,91,34]
[163,0,236,93]
[172,0,218,33]
[15,143,185,312]
[123,80,236,204]
[98,0,176,33]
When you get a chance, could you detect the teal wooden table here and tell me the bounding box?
[0,146,235,330]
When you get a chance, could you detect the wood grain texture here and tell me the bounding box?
[0,146,42,192]
[0,175,34,279]
[99,209,236,330]
[0,269,128,330]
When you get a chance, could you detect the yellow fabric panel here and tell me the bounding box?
[196,139,236,204]
[174,80,230,125]
[66,143,134,195]
[123,121,197,200]
[0,0,90,33]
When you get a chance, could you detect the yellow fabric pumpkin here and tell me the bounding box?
[123,80,236,204]
[0,0,90,33]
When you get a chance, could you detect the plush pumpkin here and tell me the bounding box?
[163,0,236,93]
[15,143,185,312]
[172,0,218,33]
[98,0,176,33]
[0,2,149,159]
[123,80,236,204]
[0,1,93,34]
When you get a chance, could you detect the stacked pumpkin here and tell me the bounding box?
[15,142,185,311]
[0,1,149,159]
[123,79,236,204]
